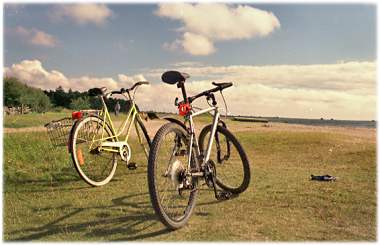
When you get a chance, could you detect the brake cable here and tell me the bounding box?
[133,86,139,100]
[220,90,228,120]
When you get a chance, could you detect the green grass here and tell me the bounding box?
[3,125,376,241]
[4,111,134,128]
[4,111,71,128]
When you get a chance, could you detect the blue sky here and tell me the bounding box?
[3,3,377,120]
[4,4,375,77]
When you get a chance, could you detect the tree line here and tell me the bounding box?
[4,77,132,113]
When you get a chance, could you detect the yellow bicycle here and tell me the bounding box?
[69,81,151,186]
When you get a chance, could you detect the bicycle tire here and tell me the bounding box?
[147,123,198,230]
[134,115,151,160]
[198,125,250,194]
[70,116,117,187]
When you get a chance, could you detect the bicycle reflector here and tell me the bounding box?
[72,111,83,120]
[178,103,191,116]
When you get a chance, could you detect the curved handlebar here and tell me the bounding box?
[112,81,150,95]
[88,81,149,98]
[129,81,150,91]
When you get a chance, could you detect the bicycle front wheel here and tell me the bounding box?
[70,116,117,187]
[198,125,250,194]
[147,123,198,230]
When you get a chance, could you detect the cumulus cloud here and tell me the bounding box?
[118,74,147,85]
[50,4,113,26]
[147,61,376,119]
[156,3,280,55]
[3,60,139,92]
[4,59,376,120]
[182,32,216,56]
[12,26,58,47]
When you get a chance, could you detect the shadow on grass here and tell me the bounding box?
[7,192,171,241]
[5,165,148,194]
[6,188,228,241]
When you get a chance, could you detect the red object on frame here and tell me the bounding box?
[178,103,191,116]
[72,111,83,120]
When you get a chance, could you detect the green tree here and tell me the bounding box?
[4,77,51,112]
[70,96,91,110]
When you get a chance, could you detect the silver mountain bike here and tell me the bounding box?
[147,71,251,230]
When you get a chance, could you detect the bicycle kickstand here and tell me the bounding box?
[205,160,233,201]
[210,171,233,201]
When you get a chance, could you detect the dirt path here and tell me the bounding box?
[228,122,376,143]
[4,120,376,143]
[3,120,167,135]
[4,126,46,133]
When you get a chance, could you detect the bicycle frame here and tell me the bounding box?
[88,94,147,156]
[185,106,220,175]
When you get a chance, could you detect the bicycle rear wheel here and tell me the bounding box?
[198,125,250,194]
[134,116,151,161]
[147,123,198,230]
[70,116,117,186]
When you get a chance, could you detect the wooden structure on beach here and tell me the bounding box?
[232,117,269,123]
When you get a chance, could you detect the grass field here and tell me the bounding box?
[3,113,376,241]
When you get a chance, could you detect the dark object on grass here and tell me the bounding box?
[147,111,160,120]
[310,174,337,181]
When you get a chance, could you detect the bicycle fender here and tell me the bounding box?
[163,117,187,131]
[67,119,80,153]
[219,119,227,128]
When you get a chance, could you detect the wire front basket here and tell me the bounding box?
[44,117,74,147]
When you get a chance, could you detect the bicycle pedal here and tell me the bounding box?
[127,162,138,170]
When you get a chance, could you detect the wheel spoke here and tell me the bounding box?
[72,117,117,186]
[148,124,197,228]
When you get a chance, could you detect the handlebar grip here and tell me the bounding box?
[212,82,233,90]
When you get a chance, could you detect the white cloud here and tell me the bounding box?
[156,3,280,55]
[182,32,215,56]
[51,4,113,26]
[12,26,58,47]
[3,60,138,92]
[118,74,147,86]
[3,59,376,120]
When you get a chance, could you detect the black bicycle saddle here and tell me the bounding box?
[161,71,190,84]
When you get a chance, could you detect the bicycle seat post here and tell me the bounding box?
[177,81,188,103]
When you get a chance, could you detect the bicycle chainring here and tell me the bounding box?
[120,143,131,162]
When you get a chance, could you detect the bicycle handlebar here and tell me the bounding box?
[111,81,150,95]
[120,81,149,94]
[88,81,150,99]
[187,82,233,103]
[129,81,150,91]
